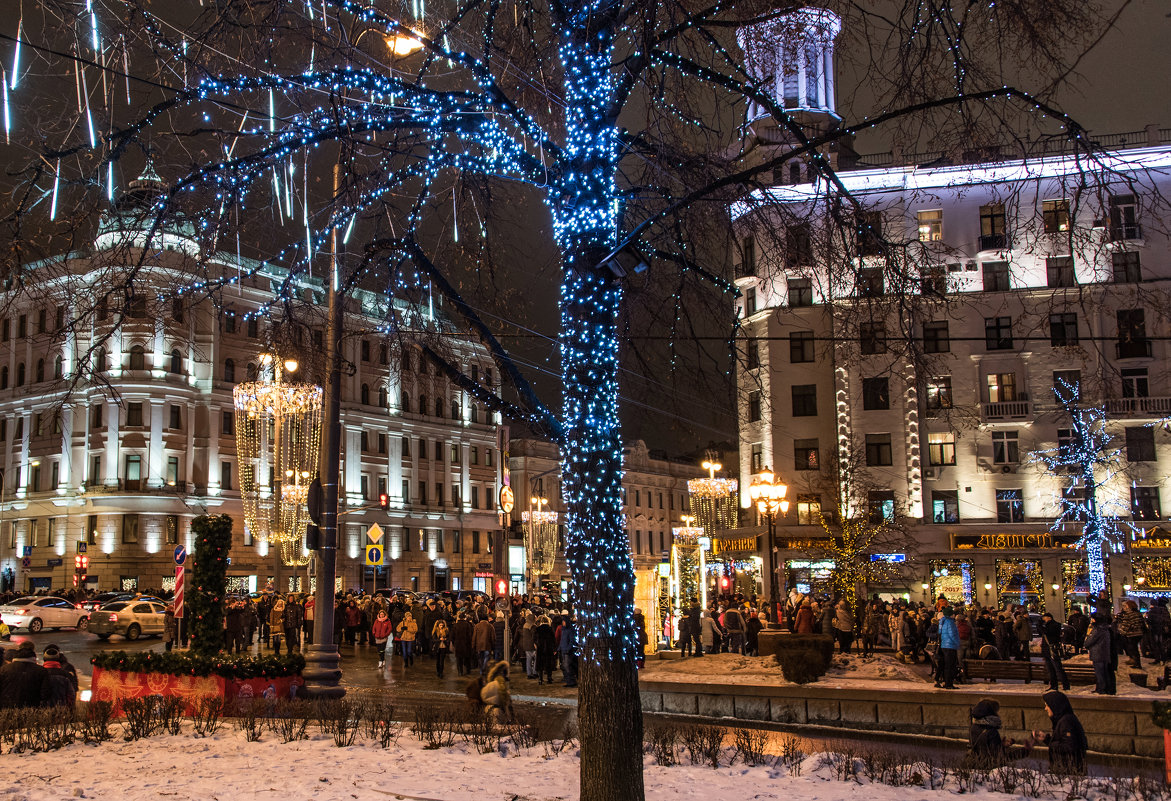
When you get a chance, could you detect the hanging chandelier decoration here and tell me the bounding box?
[523,496,559,583]
[234,354,323,567]
[687,459,739,533]
[671,518,708,612]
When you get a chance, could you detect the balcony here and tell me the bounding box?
[1116,340,1153,359]
[978,233,1008,251]
[1105,396,1171,418]
[981,400,1031,421]
[735,262,757,279]
[1109,224,1142,242]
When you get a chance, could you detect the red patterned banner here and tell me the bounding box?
[90,668,305,715]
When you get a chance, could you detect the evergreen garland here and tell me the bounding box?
[90,650,305,679]
[188,514,233,657]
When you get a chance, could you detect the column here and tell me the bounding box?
[824,45,835,112]
[16,412,30,498]
[344,426,361,506]
[58,404,74,491]
[185,401,196,491]
[105,399,120,488]
[147,399,165,488]
[389,432,403,504]
[152,317,166,371]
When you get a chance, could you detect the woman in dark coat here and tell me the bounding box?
[745,612,765,656]
[1033,690,1088,774]
[534,615,557,685]
[966,698,1029,766]
[451,613,475,676]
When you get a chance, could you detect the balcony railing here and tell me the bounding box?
[735,262,757,279]
[1109,224,1142,241]
[1116,340,1153,359]
[981,400,1031,421]
[978,233,1008,251]
[1105,396,1171,418]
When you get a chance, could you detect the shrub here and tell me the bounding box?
[647,723,680,766]
[91,650,304,680]
[732,727,768,766]
[774,634,835,684]
[192,696,227,737]
[78,700,115,743]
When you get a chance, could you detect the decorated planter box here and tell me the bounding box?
[91,667,305,714]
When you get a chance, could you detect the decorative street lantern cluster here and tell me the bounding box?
[522,496,559,588]
[234,355,323,567]
[686,459,739,534]
[749,466,789,624]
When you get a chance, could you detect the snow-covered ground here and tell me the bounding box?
[0,725,1131,801]
[640,651,1170,699]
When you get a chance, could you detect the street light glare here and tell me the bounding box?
[387,32,425,56]
[283,359,299,373]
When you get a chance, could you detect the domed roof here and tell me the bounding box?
[95,161,197,251]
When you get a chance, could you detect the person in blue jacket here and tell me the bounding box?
[936,607,960,689]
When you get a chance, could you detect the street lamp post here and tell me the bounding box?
[748,466,788,628]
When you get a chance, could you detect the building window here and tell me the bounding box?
[786,223,812,266]
[868,491,895,523]
[472,530,481,554]
[787,278,812,308]
[860,322,886,354]
[1117,309,1150,358]
[1113,251,1141,283]
[744,287,757,316]
[451,444,461,464]
[434,440,443,461]
[224,359,236,383]
[53,355,63,380]
[471,486,480,509]
[166,457,180,486]
[862,377,890,410]
[220,461,232,491]
[360,474,369,500]
[222,410,234,436]
[126,297,147,318]
[928,432,956,466]
[979,203,1008,250]
[126,402,144,427]
[1049,312,1079,347]
[992,431,1020,464]
[418,482,427,506]
[1125,427,1156,462]
[17,314,26,338]
[121,514,140,543]
[1122,368,1149,399]
[377,434,387,455]
[792,384,817,416]
[796,495,821,525]
[789,331,814,363]
[1042,199,1071,233]
[931,490,959,523]
[747,391,762,422]
[166,515,180,545]
[986,373,1016,403]
[794,439,819,471]
[857,268,884,297]
[926,376,953,410]
[361,340,371,362]
[378,387,388,408]
[485,448,493,467]
[740,235,756,276]
[1046,256,1076,288]
[435,483,444,507]
[856,211,884,256]
[169,405,182,430]
[418,438,427,458]
[124,455,142,490]
[917,209,943,242]
[982,261,1011,292]
[921,265,947,296]
[1132,487,1161,521]
[1052,370,1081,402]
[1109,194,1140,240]
[128,345,146,371]
[91,405,103,429]
[360,384,370,405]
[996,490,1024,523]
[15,362,24,387]
[750,443,764,473]
[745,338,759,370]
[865,434,892,466]
[985,316,1013,350]
[168,349,182,374]
[922,320,949,353]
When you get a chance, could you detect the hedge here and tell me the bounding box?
[90,650,305,680]
[773,634,835,684]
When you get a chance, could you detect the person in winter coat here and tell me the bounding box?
[372,609,394,668]
[633,608,648,667]
[432,619,451,678]
[452,613,476,676]
[1032,690,1088,774]
[396,611,419,667]
[534,615,557,684]
[303,596,315,644]
[0,640,47,709]
[936,607,960,689]
[520,613,538,678]
[1084,614,1116,694]
[687,602,703,657]
[479,660,514,722]
[268,599,287,654]
[723,605,745,654]
[40,645,76,707]
[163,605,178,652]
[794,600,814,634]
[343,601,362,646]
[225,602,245,653]
[1115,600,1146,668]
[1147,598,1171,663]
[1012,611,1033,661]
[557,618,578,687]
[473,615,496,675]
[745,612,765,657]
[1040,611,1070,691]
[283,598,304,652]
[967,698,1028,767]
[832,601,855,653]
[491,611,507,662]
[861,602,882,657]
[699,610,724,654]
[678,614,693,656]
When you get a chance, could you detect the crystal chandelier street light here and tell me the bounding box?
[234,354,323,569]
[670,514,707,618]
[687,459,739,534]
[749,466,789,626]
[522,496,559,589]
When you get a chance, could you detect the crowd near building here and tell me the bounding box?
[731,7,1171,620]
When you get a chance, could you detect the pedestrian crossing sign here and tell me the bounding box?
[365,543,384,566]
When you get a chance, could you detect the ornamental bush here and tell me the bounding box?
[188,514,233,657]
[774,634,835,684]
[90,650,305,679]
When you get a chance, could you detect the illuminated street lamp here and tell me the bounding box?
[748,466,789,625]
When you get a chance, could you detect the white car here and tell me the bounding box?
[0,596,89,633]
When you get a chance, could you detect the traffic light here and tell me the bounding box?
[719,576,730,591]
[496,579,507,596]
[80,555,88,570]
[75,555,83,570]
[378,492,390,511]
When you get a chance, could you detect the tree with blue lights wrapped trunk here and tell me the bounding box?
[2,1,1130,798]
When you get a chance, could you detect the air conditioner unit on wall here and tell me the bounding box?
[1001,464,1017,474]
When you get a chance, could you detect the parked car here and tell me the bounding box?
[87,600,167,641]
[80,592,124,612]
[0,596,89,633]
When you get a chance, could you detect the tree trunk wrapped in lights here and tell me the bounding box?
[234,357,323,568]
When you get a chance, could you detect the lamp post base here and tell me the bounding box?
[302,644,345,699]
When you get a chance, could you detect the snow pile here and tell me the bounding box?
[640,652,930,687]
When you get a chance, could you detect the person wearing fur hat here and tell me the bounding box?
[0,640,48,709]
[479,660,514,722]
[268,597,287,654]
[41,645,76,707]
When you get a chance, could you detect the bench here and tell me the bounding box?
[963,659,1097,685]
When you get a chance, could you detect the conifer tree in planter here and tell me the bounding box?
[188,514,233,657]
